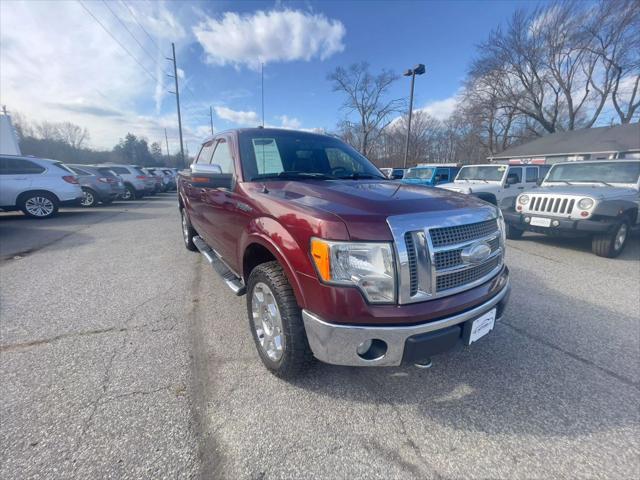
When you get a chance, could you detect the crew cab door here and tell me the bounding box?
[184,141,216,232]
[199,136,244,272]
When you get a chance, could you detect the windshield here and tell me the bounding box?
[546,161,640,184]
[238,130,384,181]
[405,168,434,179]
[456,165,506,181]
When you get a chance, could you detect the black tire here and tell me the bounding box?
[592,219,630,258]
[80,188,98,208]
[246,261,313,378]
[505,223,524,240]
[122,185,136,201]
[20,191,59,219]
[181,208,198,251]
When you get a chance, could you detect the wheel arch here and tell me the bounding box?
[16,189,60,205]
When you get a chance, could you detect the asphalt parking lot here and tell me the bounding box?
[1,195,638,479]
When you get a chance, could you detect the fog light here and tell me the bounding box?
[356,339,373,356]
[552,220,560,227]
[356,339,388,361]
[516,205,522,212]
[524,217,531,223]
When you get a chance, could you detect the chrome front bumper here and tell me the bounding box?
[302,280,510,367]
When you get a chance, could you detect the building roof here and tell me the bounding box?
[489,123,640,160]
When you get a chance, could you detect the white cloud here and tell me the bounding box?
[193,9,346,69]
[0,0,189,149]
[277,115,301,129]
[214,106,260,125]
[419,96,458,120]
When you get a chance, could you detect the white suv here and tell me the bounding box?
[438,163,551,209]
[0,155,83,218]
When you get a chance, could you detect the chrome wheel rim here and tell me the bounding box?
[251,282,284,361]
[25,196,54,217]
[614,223,628,250]
[81,190,94,206]
[181,212,190,245]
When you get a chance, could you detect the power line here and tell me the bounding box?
[119,0,161,54]
[77,0,161,85]
[102,0,158,67]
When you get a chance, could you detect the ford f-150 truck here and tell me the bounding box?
[178,128,510,378]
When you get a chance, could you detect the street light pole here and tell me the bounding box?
[402,64,426,169]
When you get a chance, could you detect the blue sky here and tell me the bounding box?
[0,0,540,152]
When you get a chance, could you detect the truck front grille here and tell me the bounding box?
[436,255,501,291]
[525,195,577,217]
[434,236,500,271]
[430,219,498,248]
[388,209,504,304]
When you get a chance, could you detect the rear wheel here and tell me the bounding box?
[80,188,98,207]
[122,185,135,201]
[181,209,197,251]
[20,192,58,219]
[505,223,524,240]
[592,220,629,258]
[246,261,313,378]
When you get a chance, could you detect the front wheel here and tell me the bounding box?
[20,192,59,218]
[246,261,314,378]
[505,223,524,240]
[592,220,629,258]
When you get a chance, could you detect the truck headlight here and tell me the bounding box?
[518,195,530,205]
[578,198,594,209]
[497,210,507,251]
[310,238,396,303]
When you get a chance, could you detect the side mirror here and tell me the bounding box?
[191,163,222,175]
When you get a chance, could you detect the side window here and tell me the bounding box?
[70,166,90,176]
[0,157,9,175]
[110,167,129,174]
[525,167,538,183]
[196,141,215,164]
[210,139,234,174]
[538,165,551,180]
[435,168,450,183]
[507,166,522,183]
[10,159,46,174]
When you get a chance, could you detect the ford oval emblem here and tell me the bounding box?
[461,242,492,264]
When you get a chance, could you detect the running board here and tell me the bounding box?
[192,236,246,295]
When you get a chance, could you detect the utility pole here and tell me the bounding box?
[261,62,265,127]
[167,42,185,168]
[164,127,170,157]
[209,105,214,135]
[403,64,426,169]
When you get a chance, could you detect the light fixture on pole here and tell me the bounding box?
[402,64,426,169]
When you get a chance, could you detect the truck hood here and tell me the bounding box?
[261,180,492,240]
[535,184,639,199]
[438,180,501,192]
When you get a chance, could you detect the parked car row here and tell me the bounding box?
[0,154,179,218]
[435,160,639,258]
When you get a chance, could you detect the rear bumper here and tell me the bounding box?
[302,279,510,367]
[504,210,616,234]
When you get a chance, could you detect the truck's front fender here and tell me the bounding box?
[239,217,313,308]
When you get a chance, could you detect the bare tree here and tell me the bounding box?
[586,0,640,123]
[35,121,62,142]
[328,62,403,157]
[57,122,90,149]
[471,0,639,133]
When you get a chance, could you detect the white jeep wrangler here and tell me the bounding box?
[503,160,639,258]
[438,163,551,209]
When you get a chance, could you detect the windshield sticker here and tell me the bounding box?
[498,166,506,171]
[253,138,283,174]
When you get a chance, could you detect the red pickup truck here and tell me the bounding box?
[178,128,510,378]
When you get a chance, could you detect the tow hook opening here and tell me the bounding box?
[356,339,387,361]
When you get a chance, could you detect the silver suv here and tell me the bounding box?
[504,160,640,257]
[99,164,150,200]
[0,155,83,218]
